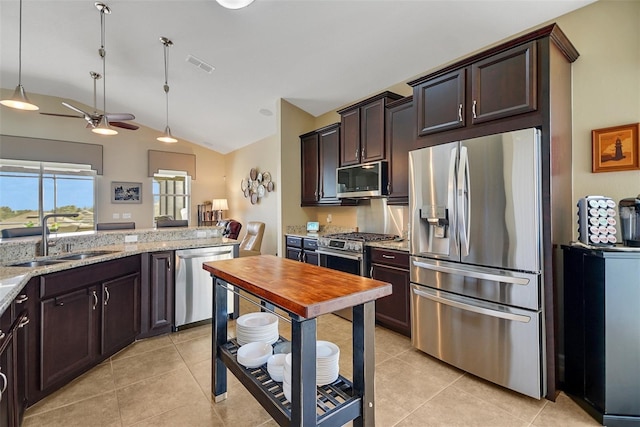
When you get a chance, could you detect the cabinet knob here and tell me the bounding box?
[18,317,29,328]
[0,331,4,340]
[458,104,463,122]
[387,182,391,194]
[92,290,98,310]
[361,148,365,159]
[382,254,396,259]
[355,148,359,160]
[472,100,477,119]
[15,294,28,304]
[104,286,110,306]
[0,371,7,395]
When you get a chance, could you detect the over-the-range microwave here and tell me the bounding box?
[336,161,388,198]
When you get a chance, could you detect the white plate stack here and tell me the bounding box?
[282,341,340,402]
[236,312,279,346]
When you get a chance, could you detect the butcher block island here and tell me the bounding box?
[203,255,392,427]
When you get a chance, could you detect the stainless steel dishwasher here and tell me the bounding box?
[175,245,236,329]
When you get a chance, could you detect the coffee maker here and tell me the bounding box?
[620,195,640,247]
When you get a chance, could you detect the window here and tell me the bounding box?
[152,170,190,223]
[0,159,96,233]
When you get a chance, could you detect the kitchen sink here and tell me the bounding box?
[56,250,119,260]
[9,259,67,268]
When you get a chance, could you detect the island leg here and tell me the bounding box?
[212,276,228,402]
[290,317,317,426]
[352,301,376,427]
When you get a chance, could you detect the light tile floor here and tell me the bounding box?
[23,300,600,427]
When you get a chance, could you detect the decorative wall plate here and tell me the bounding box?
[250,168,258,180]
[258,184,265,198]
[241,178,248,191]
[262,172,271,183]
[267,181,274,192]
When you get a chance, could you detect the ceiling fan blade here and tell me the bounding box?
[39,112,84,119]
[62,102,92,119]
[110,121,139,130]
[105,113,135,121]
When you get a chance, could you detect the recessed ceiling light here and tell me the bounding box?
[259,108,273,116]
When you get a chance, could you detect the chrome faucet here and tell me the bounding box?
[41,213,80,256]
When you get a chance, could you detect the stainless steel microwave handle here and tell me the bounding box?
[412,286,530,323]
[178,251,233,260]
[412,260,529,286]
[316,249,363,261]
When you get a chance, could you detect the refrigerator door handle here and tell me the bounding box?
[457,146,470,256]
[448,146,458,241]
[412,286,531,323]
[412,259,530,285]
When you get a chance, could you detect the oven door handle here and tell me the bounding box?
[412,286,531,323]
[316,249,363,261]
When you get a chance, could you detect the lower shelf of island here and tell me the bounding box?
[219,337,362,426]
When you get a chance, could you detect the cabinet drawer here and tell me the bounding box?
[370,248,409,269]
[303,239,317,250]
[40,255,140,299]
[285,236,302,248]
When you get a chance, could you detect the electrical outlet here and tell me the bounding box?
[112,213,120,219]
[196,231,206,238]
[124,235,138,243]
[122,213,131,219]
[327,214,332,223]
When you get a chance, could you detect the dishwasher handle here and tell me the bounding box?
[412,286,531,323]
[178,250,233,260]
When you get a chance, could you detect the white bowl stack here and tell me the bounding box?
[267,353,287,382]
[282,341,340,402]
[236,312,279,346]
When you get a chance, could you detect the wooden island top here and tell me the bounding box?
[203,254,392,319]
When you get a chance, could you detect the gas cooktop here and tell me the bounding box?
[322,232,398,243]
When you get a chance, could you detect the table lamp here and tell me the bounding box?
[211,199,229,222]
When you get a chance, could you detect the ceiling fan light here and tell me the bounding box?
[216,0,255,9]
[157,126,178,143]
[0,85,39,111]
[92,116,118,135]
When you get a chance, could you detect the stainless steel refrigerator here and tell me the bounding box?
[409,128,545,399]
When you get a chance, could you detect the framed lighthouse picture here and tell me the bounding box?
[591,123,639,173]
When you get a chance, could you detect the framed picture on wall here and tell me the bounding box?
[111,181,142,204]
[591,123,640,173]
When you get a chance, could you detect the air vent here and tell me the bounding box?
[185,54,215,74]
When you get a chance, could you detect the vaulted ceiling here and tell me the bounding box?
[0,0,595,153]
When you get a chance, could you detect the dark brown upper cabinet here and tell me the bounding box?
[385,96,414,205]
[300,123,353,206]
[337,91,403,166]
[409,40,540,145]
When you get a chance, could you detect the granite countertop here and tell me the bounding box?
[0,226,238,316]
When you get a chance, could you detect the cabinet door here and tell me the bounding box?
[371,264,411,337]
[304,251,319,266]
[40,288,97,391]
[101,273,140,357]
[340,108,360,166]
[318,125,340,203]
[301,133,320,204]
[148,252,174,335]
[286,247,302,262]
[471,42,537,124]
[0,311,15,427]
[361,98,386,163]
[386,99,414,205]
[415,69,465,136]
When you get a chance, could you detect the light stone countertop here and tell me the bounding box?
[0,227,238,316]
[285,225,409,252]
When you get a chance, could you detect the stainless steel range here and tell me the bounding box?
[317,232,397,319]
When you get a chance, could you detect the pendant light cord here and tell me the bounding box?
[163,42,170,127]
[18,0,23,85]
[100,8,107,115]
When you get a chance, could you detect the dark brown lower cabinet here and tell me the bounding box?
[370,248,411,337]
[40,287,97,391]
[29,256,141,404]
[0,300,29,427]
[139,251,174,338]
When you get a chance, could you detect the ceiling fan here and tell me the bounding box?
[39,2,137,133]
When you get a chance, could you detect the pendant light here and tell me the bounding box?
[216,0,255,10]
[92,2,117,135]
[157,37,177,143]
[0,0,39,111]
